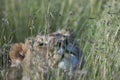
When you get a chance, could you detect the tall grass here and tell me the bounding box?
[0,0,106,43]
[0,0,120,80]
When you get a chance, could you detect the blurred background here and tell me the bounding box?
[0,0,120,80]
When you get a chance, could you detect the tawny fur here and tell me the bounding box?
[9,43,28,67]
[6,43,27,80]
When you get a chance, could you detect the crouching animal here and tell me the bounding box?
[6,30,85,80]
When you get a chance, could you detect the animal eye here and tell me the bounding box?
[20,55,25,59]
[18,52,25,59]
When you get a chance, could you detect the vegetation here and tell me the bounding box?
[0,0,120,80]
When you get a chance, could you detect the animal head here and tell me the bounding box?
[9,43,28,67]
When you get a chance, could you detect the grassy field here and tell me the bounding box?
[0,0,120,80]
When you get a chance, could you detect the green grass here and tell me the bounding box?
[0,0,120,80]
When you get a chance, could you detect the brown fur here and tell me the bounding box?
[9,43,28,67]
[6,43,27,80]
